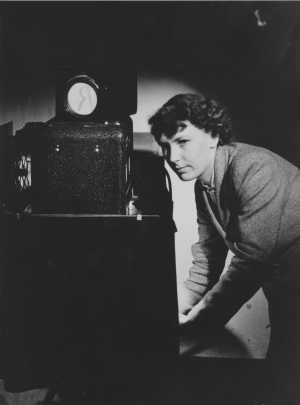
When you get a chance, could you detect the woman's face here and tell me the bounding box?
[158,121,219,182]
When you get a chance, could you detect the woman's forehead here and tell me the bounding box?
[159,131,186,144]
[159,120,189,140]
[159,123,214,143]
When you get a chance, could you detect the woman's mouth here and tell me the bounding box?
[176,166,188,173]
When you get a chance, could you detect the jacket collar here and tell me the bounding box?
[214,144,234,191]
[198,144,234,191]
[212,144,237,226]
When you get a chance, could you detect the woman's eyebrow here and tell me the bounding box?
[173,133,189,142]
[177,122,187,130]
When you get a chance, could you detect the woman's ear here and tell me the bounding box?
[209,135,219,149]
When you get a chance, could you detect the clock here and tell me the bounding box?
[66,75,99,117]
[55,65,137,121]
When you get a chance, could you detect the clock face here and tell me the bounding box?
[67,82,98,116]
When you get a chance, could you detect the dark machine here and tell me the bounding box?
[1,66,179,403]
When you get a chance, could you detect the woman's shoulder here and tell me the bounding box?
[222,142,296,170]
[223,141,276,160]
[219,142,300,184]
[215,142,272,179]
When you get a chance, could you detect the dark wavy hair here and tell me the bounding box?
[148,93,233,145]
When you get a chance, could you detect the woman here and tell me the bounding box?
[149,93,300,405]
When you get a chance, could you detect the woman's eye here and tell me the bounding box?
[178,139,188,145]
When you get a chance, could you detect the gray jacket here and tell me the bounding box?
[182,142,300,325]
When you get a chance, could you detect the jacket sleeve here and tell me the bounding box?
[226,152,285,263]
[193,255,270,326]
[178,181,227,313]
[193,152,284,326]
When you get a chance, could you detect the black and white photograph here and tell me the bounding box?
[0,1,300,404]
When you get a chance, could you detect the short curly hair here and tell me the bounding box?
[148,93,233,145]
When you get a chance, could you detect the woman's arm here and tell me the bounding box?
[178,181,228,314]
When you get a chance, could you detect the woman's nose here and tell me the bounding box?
[169,145,180,163]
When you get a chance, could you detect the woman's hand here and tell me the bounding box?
[178,299,205,326]
[178,312,189,325]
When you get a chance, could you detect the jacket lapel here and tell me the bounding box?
[214,144,234,229]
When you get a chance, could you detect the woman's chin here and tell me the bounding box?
[177,172,196,181]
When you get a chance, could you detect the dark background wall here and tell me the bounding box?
[1,1,300,166]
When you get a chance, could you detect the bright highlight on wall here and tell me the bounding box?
[133,73,198,286]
